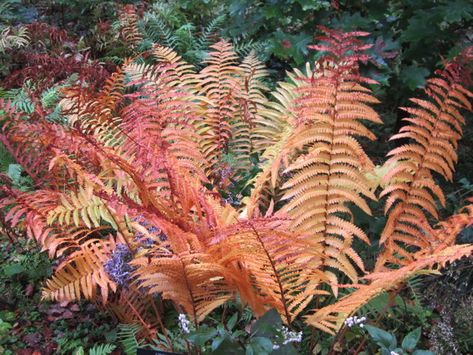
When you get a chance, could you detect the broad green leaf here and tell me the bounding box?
[402,327,421,350]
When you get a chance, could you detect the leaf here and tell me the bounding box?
[251,337,273,353]
[227,313,238,330]
[251,309,282,337]
[412,351,434,355]
[402,327,421,351]
[211,337,225,351]
[3,263,26,276]
[400,64,430,90]
[364,325,397,349]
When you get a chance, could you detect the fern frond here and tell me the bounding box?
[118,323,142,355]
[42,237,117,303]
[133,238,233,323]
[142,4,178,48]
[118,5,143,48]
[278,28,381,284]
[246,64,312,216]
[307,243,473,334]
[0,26,29,52]
[88,343,116,355]
[230,51,269,173]
[194,40,241,180]
[196,15,225,51]
[209,218,328,324]
[377,53,473,269]
[152,45,196,86]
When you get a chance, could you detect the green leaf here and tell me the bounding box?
[365,324,397,349]
[212,337,225,351]
[3,263,26,277]
[399,65,429,91]
[227,313,238,330]
[186,327,218,346]
[412,351,434,355]
[252,337,273,352]
[251,309,282,337]
[402,328,421,351]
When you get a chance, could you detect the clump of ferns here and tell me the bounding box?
[1,27,473,344]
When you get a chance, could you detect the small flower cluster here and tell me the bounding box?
[133,215,167,245]
[272,326,303,349]
[390,351,400,355]
[104,244,134,287]
[178,313,191,334]
[344,316,367,328]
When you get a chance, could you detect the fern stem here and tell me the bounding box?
[247,220,292,325]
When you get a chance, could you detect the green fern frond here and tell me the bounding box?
[118,323,142,355]
[88,343,116,355]
[196,15,225,51]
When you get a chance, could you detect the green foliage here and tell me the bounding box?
[73,343,116,355]
[364,325,432,355]
[141,2,228,64]
[117,324,142,355]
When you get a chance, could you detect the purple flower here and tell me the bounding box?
[133,215,167,245]
[104,244,134,287]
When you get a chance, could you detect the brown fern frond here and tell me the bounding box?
[377,53,473,269]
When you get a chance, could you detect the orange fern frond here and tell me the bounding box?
[307,243,473,334]
[246,65,311,217]
[278,27,382,284]
[118,5,143,48]
[194,40,241,181]
[209,218,328,324]
[230,51,269,172]
[377,53,473,269]
[42,237,117,303]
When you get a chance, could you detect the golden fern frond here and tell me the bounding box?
[245,65,312,216]
[152,45,196,87]
[194,40,241,180]
[42,237,117,303]
[307,244,473,334]
[377,54,473,269]
[229,51,269,172]
[279,28,381,284]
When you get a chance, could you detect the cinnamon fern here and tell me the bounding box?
[377,51,473,269]
[1,25,472,343]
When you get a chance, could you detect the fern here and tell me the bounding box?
[377,50,473,269]
[118,4,143,48]
[308,244,473,333]
[256,27,382,288]
[1,26,472,341]
[118,323,142,355]
[88,343,116,355]
[195,40,242,182]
